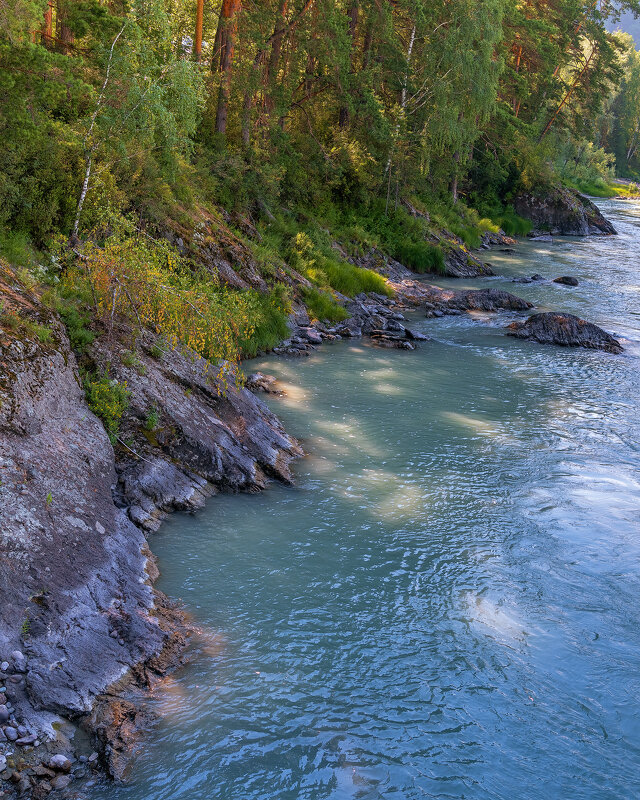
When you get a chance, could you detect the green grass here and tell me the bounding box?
[0,230,44,269]
[303,287,349,323]
[564,177,640,198]
[493,208,532,236]
[391,241,445,273]
[240,286,292,357]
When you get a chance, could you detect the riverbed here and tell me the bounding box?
[93,199,640,800]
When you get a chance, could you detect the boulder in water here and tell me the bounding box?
[424,287,533,315]
[505,312,623,353]
[553,276,579,286]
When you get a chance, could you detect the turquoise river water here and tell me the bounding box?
[92,199,640,800]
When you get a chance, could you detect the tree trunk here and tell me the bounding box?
[266,0,288,90]
[42,1,54,45]
[57,0,74,53]
[338,1,359,129]
[195,0,204,61]
[539,46,596,140]
[213,0,242,136]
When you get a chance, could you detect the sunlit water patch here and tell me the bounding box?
[92,200,640,800]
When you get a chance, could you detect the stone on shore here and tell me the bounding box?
[505,312,623,353]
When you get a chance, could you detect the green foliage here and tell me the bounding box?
[144,407,160,431]
[240,286,292,358]
[303,288,349,323]
[84,373,131,445]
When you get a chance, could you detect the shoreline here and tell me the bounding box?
[0,196,622,799]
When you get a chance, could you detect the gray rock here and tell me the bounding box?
[16,725,27,736]
[50,774,71,790]
[514,188,616,236]
[4,726,17,741]
[49,754,72,772]
[1,662,9,672]
[16,734,37,746]
[0,705,9,723]
[553,275,579,286]
[0,755,5,771]
[424,287,533,315]
[506,312,623,353]
[404,328,430,341]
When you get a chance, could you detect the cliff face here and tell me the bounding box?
[513,187,617,235]
[0,264,302,757]
[0,271,167,725]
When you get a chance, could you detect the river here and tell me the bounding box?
[91,198,640,800]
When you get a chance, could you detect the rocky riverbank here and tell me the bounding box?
[0,261,303,798]
[0,192,622,798]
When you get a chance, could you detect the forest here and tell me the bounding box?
[1,0,640,367]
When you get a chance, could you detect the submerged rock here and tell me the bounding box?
[245,372,282,395]
[514,187,617,236]
[505,312,623,353]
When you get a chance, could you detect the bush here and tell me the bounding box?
[62,224,258,367]
[84,373,130,444]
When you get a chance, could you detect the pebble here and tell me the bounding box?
[4,726,18,741]
[0,662,8,672]
[17,725,27,737]
[10,651,24,663]
[49,754,72,772]
[16,734,36,746]
[88,752,99,763]
[0,755,5,771]
[0,705,9,723]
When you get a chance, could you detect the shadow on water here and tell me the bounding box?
[90,200,640,800]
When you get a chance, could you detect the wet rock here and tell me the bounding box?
[514,188,617,236]
[49,754,72,773]
[529,232,553,242]
[424,287,533,315]
[5,727,17,741]
[553,276,579,286]
[50,774,71,790]
[246,373,282,395]
[505,312,623,353]
[531,274,544,281]
[404,328,430,341]
[299,327,323,344]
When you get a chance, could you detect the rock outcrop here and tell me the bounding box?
[505,312,623,353]
[513,187,617,236]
